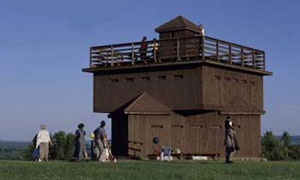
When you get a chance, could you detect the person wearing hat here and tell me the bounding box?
[224,116,239,163]
[73,123,88,159]
[93,120,108,161]
[36,124,53,162]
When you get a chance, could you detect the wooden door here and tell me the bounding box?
[189,125,201,154]
[150,125,164,155]
[171,125,184,152]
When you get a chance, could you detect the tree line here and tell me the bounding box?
[262,131,300,160]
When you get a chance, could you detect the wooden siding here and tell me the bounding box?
[127,114,185,158]
[93,66,202,113]
[184,112,261,157]
[201,66,264,111]
[125,111,260,158]
[93,64,263,113]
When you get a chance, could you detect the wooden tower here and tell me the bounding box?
[83,15,272,159]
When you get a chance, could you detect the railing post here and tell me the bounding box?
[241,47,244,67]
[131,43,135,65]
[111,45,114,67]
[229,43,232,64]
[216,40,219,61]
[154,41,157,63]
[90,47,92,68]
[263,51,266,70]
[252,50,256,69]
[177,38,181,61]
[202,36,205,60]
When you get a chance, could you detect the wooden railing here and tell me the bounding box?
[128,140,143,157]
[90,36,266,70]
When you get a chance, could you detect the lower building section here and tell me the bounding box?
[111,111,261,159]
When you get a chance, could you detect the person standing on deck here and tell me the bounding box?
[198,24,205,57]
[199,24,205,36]
[152,38,158,62]
[36,124,53,162]
[224,116,239,163]
[73,123,88,160]
[139,36,148,62]
[93,120,108,162]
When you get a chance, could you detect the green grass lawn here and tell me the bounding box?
[0,160,300,180]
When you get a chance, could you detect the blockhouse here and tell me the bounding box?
[83,15,272,159]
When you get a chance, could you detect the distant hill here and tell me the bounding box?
[0,140,29,146]
[0,140,29,160]
[274,136,300,145]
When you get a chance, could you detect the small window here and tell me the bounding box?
[152,125,163,128]
[172,125,184,128]
[157,75,166,80]
[141,77,150,81]
[174,74,184,80]
[126,78,134,82]
[110,78,119,83]
[242,80,247,84]
[191,125,203,129]
[224,77,230,81]
[210,125,222,129]
[250,81,255,85]
[233,124,241,129]
[215,76,221,80]
[170,32,175,39]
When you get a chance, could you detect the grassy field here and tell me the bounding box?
[0,160,300,180]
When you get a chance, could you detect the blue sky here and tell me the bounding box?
[0,0,299,141]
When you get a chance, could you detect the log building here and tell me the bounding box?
[83,16,272,159]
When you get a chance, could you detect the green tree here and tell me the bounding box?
[280,131,291,159]
[281,131,291,147]
[289,145,300,160]
[261,131,282,160]
[52,131,67,160]
[65,133,75,160]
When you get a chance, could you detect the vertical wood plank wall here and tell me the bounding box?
[93,65,263,113]
[93,66,202,112]
[202,66,264,110]
[126,112,261,158]
[184,112,261,157]
[128,114,185,158]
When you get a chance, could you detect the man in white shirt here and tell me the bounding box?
[36,124,52,162]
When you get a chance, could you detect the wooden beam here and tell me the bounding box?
[111,45,114,67]
[177,38,181,61]
[131,43,135,65]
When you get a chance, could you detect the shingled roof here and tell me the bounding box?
[124,92,172,115]
[155,15,201,33]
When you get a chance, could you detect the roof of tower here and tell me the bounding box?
[155,15,201,33]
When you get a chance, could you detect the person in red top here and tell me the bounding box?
[139,36,148,62]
